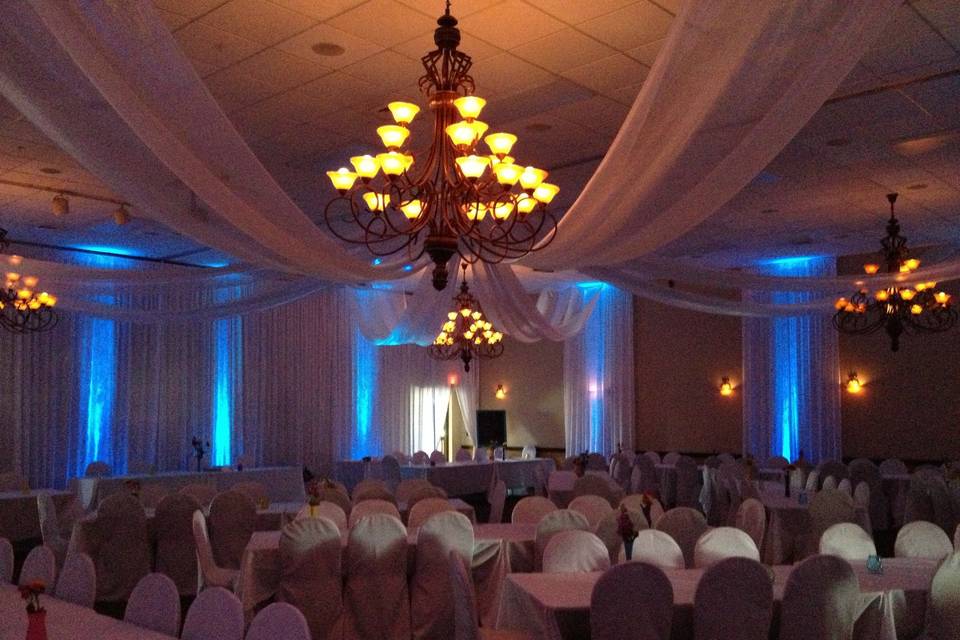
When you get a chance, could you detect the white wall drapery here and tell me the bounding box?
[563,285,635,456]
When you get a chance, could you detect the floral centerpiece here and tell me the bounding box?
[191,437,209,472]
[306,479,322,516]
[20,581,47,640]
[617,505,637,560]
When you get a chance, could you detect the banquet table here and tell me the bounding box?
[759,489,871,564]
[0,585,176,640]
[0,490,73,542]
[336,458,555,496]
[495,558,937,640]
[72,466,305,510]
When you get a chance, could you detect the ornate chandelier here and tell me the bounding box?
[323,1,560,291]
[833,193,955,351]
[430,264,503,371]
[0,229,58,334]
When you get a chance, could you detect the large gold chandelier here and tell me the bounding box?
[833,193,955,351]
[431,264,503,371]
[0,231,58,334]
[324,2,559,291]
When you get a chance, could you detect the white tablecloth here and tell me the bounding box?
[0,585,175,640]
[760,490,871,564]
[0,490,73,542]
[72,466,305,509]
[496,558,936,640]
[336,458,555,496]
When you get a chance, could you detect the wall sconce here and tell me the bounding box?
[719,377,734,397]
[447,373,459,386]
[51,194,69,216]
[846,371,863,394]
[495,384,506,400]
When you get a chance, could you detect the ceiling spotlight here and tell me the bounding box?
[51,195,69,216]
[113,205,131,225]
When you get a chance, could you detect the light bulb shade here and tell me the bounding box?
[399,199,423,219]
[874,290,889,302]
[376,152,409,176]
[903,258,920,270]
[387,101,420,125]
[22,276,38,288]
[910,304,923,315]
[350,154,381,179]
[446,121,477,147]
[517,196,538,214]
[719,377,733,397]
[899,288,915,301]
[453,95,486,120]
[519,166,548,190]
[455,155,490,179]
[489,200,514,220]
[484,132,517,157]
[51,195,69,216]
[464,202,487,221]
[495,384,506,399]
[863,263,879,274]
[470,120,489,140]
[846,372,862,394]
[935,291,951,304]
[362,192,390,212]
[834,297,848,311]
[493,162,522,186]
[533,182,560,204]
[376,125,410,149]
[327,167,358,192]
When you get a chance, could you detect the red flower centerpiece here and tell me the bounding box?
[19,581,47,640]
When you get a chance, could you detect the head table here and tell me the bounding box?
[496,557,937,640]
[335,458,556,496]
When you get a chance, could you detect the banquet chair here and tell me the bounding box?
[631,529,685,569]
[853,481,872,533]
[82,492,151,601]
[246,602,311,640]
[352,483,397,505]
[343,513,410,639]
[694,557,773,640]
[0,537,12,583]
[819,523,876,562]
[805,488,858,556]
[19,545,56,587]
[180,483,218,508]
[488,480,506,524]
[449,552,531,640]
[412,450,430,465]
[391,451,410,465]
[649,498,666,527]
[511,496,558,525]
[348,498,401,528]
[455,448,473,462]
[397,479,434,505]
[209,490,256,570]
[849,458,889,531]
[734,497,766,550]
[633,453,661,495]
[655,507,709,568]
[191,510,238,591]
[407,485,447,509]
[821,475,838,491]
[591,562,674,640]
[703,456,721,469]
[380,454,402,492]
[879,458,908,476]
[154,493,202,595]
[542,530,610,573]
[644,451,661,464]
[279,517,343,640]
[231,481,268,505]
[922,551,960,639]
[816,460,849,485]
[181,586,244,640]
[611,454,633,490]
[37,492,67,570]
[534,509,590,570]
[569,494,614,528]
[409,497,455,530]
[474,448,490,462]
[521,444,536,460]
[596,508,648,564]
[765,456,789,469]
[546,470,577,506]
[431,450,448,465]
[675,456,701,509]
[412,511,475,639]
[54,552,96,608]
[124,572,181,637]
[837,478,853,496]
[619,493,649,513]
[573,473,621,507]
[295,501,348,531]
[586,453,608,471]
[895,521,953,560]
[138,484,169,509]
[84,461,111,477]
[317,485,352,516]
[779,555,860,640]
[716,453,737,466]
[804,469,820,493]
[789,467,806,495]
[693,527,760,569]
[662,452,681,465]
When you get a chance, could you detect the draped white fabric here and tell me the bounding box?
[742,257,842,463]
[563,285,634,456]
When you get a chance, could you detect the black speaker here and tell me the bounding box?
[476,410,506,446]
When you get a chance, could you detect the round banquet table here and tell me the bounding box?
[759,489,872,564]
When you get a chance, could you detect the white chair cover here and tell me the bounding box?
[279,517,342,640]
[352,479,393,502]
[789,468,806,494]
[543,530,611,573]
[20,545,56,587]
[779,555,860,640]
[717,453,737,466]
[296,501,348,531]
[663,452,681,465]
[535,509,590,570]
[348,498,401,528]
[124,572,181,637]
[396,479,434,505]
[765,456,789,469]
[816,461,849,485]
[0,536,13,584]
[180,483,218,508]
[84,461,111,477]
[182,586,245,640]
[837,478,853,496]
[675,456,701,509]
[804,469,820,493]
[412,511,474,639]
[431,450,447,465]
[191,510,238,591]
[821,475,837,491]
[455,449,472,462]
[819,522,876,562]
[586,453,607,471]
[231,481,268,504]
[246,602,311,640]
[591,562,673,640]
[596,508,648,565]
[644,451,662,464]
[37,492,67,570]
[612,454,633,490]
[408,485,448,509]
[569,495,615,529]
[412,451,430,465]
[924,551,960,639]
[633,454,661,495]
[879,458,908,476]
[631,529,685,570]
[619,494,648,512]
[408,497,455,530]
[209,490,256,570]
[573,473,621,506]
[808,488,858,550]
[380,455,401,492]
[521,445,537,460]
[488,480,506,524]
[849,458,888,531]
[449,552,481,640]
[473,448,489,463]
[138,484,169,509]
[649,498,666,527]
[512,496,558,525]
[79,492,150,601]
[735,497,766,550]
[391,451,410,465]
[955,523,959,550]
[154,493,201,595]
[693,527,760,569]
[343,513,410,640]
[694,557,773,640]
[547,470,577,496]
[655,507,709,568]
[895,521,953,560]
[55,552,96,608]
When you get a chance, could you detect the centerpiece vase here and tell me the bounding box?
[26,609,47,640]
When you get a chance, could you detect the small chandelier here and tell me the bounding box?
[323,1,559,291]
[833,193,956,351]
[0,230,58,334]
[430,264,503,371]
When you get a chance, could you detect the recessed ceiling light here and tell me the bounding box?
[825,138,850,147]
[311,42,346,56]
[761,208,779,214]
[35,224,57,230]
[39,167,61,175]
[906,183,927,190]
[525,122,552,132]
[893,131,960,156]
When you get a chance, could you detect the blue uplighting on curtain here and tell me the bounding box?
[352,326,379,458]
[583,284,609,452]
[212,287,242,466]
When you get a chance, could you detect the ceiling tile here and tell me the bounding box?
[328,0,437,48]
[544,94,629,137]
[204,70,280,113]
[155,8,193,30]
[214,48,331,93]
[151,0,227,19]
[911,0,960,49]
[174,22,263,69]
[195,0,314,46]
[395,0,504,18]
[391,30,503,62]
[483,79,594,124]
[625,37,665,67]
[276,22,385,67]
[341,49,429,93]
[300,71,386,109]
[858,4,956,76]
[579,1,673,52]
[469,52,557,97]
[527,0,640,25]
[561,53,648,96]
[459,0,566,50]
[510,28,617,74]
[268,0,367,21]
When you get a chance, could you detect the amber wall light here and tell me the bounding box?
[495,384,507,400]
[719,377,734,397]
[846,372,863,394]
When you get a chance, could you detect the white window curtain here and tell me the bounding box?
[563,285,635,456]
[409,386,451,454]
